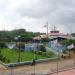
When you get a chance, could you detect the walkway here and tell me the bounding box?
[0,58,75,75]
[7,58,75,74]
[51,69,75,75]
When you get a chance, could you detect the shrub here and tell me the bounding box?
[41,38,50,43]
[0,50,1,54]
[0,54,3,60]
[39,45,46,52]
[2,57,6,62]
[46,51,55,58]
[37,51,42,55]
[42,52,46,56]
[0,42,7,48]
[0,54,7,62]
[7,59,10,63]
[32,50,35,53]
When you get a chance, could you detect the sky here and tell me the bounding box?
[0,0,75,33]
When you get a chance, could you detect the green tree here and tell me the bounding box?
[61,39,73,46]
[39,45,46,52]
[41,38,50,43]
[0,42,6,48]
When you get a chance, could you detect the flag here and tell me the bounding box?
[43,25,47,27]
[43,22,48,27]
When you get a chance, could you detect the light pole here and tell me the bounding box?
[55,39,60,75]
[43,22,49,38]
[32,41,39,75]
[17,35,21,62]
[9,64,13,75]
[34,43,38,75]
[57,48,59,75]
[15,36,21,62]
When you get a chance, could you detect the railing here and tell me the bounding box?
[5,57,58,67]
[1,60,75,75]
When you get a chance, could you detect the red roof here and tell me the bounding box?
[49,32,66,36]
[49,30,67,36]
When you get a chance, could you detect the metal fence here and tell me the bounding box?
[1,61,75,75]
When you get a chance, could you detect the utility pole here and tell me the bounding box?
[43,22,49,38]
[57,49,59,75]
[53,26,56,31]
[47,22,48,38]
[17,35,21,62]
[9,65,13,75]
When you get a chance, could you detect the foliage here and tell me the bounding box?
[0,50,7,62]
[0,48,47,63]
[0,29,45,42]
[0,42,7,48]
[61,39,75,48]
[71,33,75,37]
[41,38,50,43]
[0,29,26,42]
[37,51,42,55]
[46,51,55,58]
[39,45,46,52]
[42,52,46,56]
[61,39,74,46]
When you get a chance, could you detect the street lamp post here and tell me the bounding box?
[57,48,59,75]
[15,36,21,62]
[32,41,39,75]
[9,64,13,75]
[18,35,21,62]
[55,40,60,75]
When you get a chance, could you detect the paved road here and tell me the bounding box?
[51,69,75,75]
[0,58,75,75]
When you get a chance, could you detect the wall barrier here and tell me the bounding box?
[5,57,58,68]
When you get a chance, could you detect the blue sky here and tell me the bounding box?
[0,0,75,33]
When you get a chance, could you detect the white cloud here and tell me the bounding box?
[0,0,75,33]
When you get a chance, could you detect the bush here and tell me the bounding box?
[41,38,50,43]
[0,54,7,62]
[0,42,7,48]
[0,54,3,60]
[2,57,6,62]
[0,50,1,54]
[7,59,10,63]
[32,50,37,54]
[39,45,46,52]
[46,51,55,58]
[37,51,42,55]
[42,52,46,56]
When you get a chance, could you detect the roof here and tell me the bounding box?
[33,36,41,40]
[49,32,66,36]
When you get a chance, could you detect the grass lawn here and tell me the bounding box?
[0,48,48,63]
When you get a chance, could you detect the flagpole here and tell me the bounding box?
[43,22,49,38]
[47,22,48,38]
